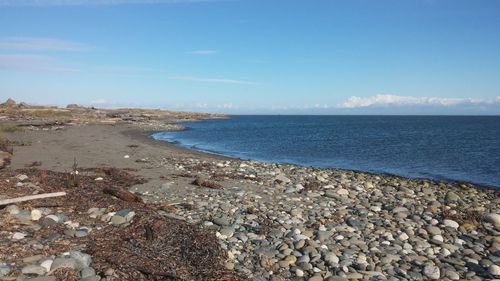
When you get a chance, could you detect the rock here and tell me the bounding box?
[0,265,11,277]
[5,205,20,215]
[443,219,459,229]
[12,232,27,240]
[484,213,500,227]
[489,264,500,277]
[219,227,234,238]
[22,264,47,275]
[70,251,92,270]
[445,270,460,280]
[42,215,60,226]
[275,174,291,184]
[426,225,441,235]
[423,264,440,280]
[308,276,323,281]
[225,262,234,270]
[2,98,16,107]
[81,267,96,278]
[295,268,304,277]
[16,174,29,181]
[213,217,231,226]
[116,209,135,222]
[324,252,339,266]
[398,233,409,241]
[40,259,53,272]
[445,191,460,203]
[110,215,127,225]
[336,188,349,195]
[31,209,42,221]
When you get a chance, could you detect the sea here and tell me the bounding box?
[152,115,500,188]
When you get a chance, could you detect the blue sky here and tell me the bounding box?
[0,0,499,114]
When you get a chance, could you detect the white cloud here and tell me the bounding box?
[0,0,226,6]
[339,94,500,108]
[186,49,219,55]
[169,76,256,85]
[0,54,79,73]
[0,37,90,51]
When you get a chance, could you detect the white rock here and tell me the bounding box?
[40,259,53,273]
[489,264,500,277]
[94,177,104,181]
[443,219,459,229]
[31,209,42,221]
[295,268,304,277]
[12,232,27,240]
[44,214,60,223]
[398,233,409,241]
[484,213,500,227]
[433,235,444,243]
[124,155,130,159]
[336,188,349,195]
[16,174,29,182]
[5,205,20,215]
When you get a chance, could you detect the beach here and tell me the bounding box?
[1,106,499,281]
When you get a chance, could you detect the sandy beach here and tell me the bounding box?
[1,106,499,281]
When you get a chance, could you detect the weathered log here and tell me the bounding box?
[103,187,143,203]
[0,192,66,206]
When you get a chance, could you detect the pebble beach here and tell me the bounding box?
[0,104,499,281]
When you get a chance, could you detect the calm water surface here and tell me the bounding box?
[152,116,500,188]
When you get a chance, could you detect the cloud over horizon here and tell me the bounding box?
[339,94,500,109]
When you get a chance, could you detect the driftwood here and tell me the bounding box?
[103,187,143,203]
[0,192,66,206]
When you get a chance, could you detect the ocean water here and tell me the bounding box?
[152,116,500,188]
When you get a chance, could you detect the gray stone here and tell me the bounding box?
[445,191,460,203]
[443,219,459,229]
[0,265,11,277]
[220,227,234,238]
[22,264,47,275]
[484,213,500,227]
[324,252,339,266]
[81,267,96,279]
[275,174,291,184]
[110,215,127,225]
[426,225,441,235]
[213,217,231,226]
[423,264,440,280]
[70,251,92,270]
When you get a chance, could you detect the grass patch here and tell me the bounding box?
[0,124,22,133]
[22,109,72,120]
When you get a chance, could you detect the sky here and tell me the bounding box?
[0,0,499,114]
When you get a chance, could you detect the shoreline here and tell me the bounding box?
[148,121,499,191]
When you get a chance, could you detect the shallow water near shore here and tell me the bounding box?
[153,115,500,188]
